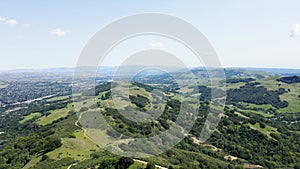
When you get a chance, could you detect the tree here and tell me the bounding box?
[41,155,49,161]
[80,107,89,112]
[146,162,155,169]
[115,157,134,169]
[259,122,266,128]
[294,163,300,169]
[99,158,118,169]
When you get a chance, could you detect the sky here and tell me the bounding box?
[1,0,300,70]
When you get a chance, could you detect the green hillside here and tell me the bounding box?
[0,69,300,169]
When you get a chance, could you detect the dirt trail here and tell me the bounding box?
[133,159,168,169]
[67,163,77,169]
[74,113,168,169]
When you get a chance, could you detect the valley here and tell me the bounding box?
[0,67,299,169]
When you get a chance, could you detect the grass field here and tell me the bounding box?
[239,102,274,110]
[235,108,273,118]
[23,130,99,168]
[46,130,99,161]
[256,76,283,90]
[234,111,249,119]
[72,97,97,110]
[37,108,69,126]
[255,77,300,113]
[278,100,300,113]
[46,95,70,102]
[226,82,246,89]
[278,83,300,113]
[129,86,150,98]
[22,156,42,169]
[248,122,278,138]
[128,161,146,169]
[19,112,41,124]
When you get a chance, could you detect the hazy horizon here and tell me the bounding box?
[2,65,300,72]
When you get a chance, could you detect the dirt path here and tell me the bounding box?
[67,163,77,169]
[133,159,168,169]
[75,113,168,169]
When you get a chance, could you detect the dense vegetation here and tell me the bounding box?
[208,107,300,168]
[277,76,300,84]
[129,94,150,109]
[227,83,288,108]
[0,70,300,169]
[83,82,116,96]
[225,78,255,84]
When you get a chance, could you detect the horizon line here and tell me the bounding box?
[2,65,300,72]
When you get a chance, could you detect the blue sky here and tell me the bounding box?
[1,0,300,70]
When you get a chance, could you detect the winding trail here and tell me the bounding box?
[67,163,77,169]
[72,112,168,169]
[133,159,168,169]
[66,113,86,169]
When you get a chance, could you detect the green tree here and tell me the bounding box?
[41,155,49,161]
[146,162,155,169]
[115,157,134,169]
[98,158,118,169]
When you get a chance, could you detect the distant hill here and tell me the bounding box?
[245,67,300,76]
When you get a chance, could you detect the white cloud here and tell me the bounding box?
[149,42,168,49]
[0,16,6,21]
[16,35,24,39]
[4,19,17,26]
[23,24,31,28]
[50,28,67,36]
[290,24,300,37]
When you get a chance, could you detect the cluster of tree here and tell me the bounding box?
[225,78,255,84]
[101,91,111,100]
[103,107,163,138]
[0,93,79,168]
[190,102,210,137]
[267,112,300,133]
[102,97,182,138]
[131,81,155,92]
[0,135,62,168]
[29,99,70,113]
[129,94,150,109]
[146,146,239,169]
[71,152,134,169]
[226,83,288,108]
[197,86,212,102]
[83,82,117,96]
[207,108,300,168]
[190,85,224,102]
[277,76,300,84]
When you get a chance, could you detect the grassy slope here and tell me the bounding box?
[257,77,300,113]
[22,156,42,169]
[37,108,70,126]
[46,95,69,102]
[128,161,146,169]
[19,112,41,124]
[239,102,274,110]
[22,78,300,168]
[46,130,99,161]
[248,122,278,138]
